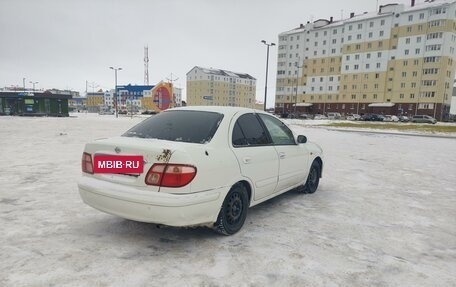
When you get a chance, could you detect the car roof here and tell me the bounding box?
[167,106,269,118]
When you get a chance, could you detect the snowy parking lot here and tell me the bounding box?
[1,113,455,287]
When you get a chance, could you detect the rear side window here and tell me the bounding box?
[123,110,223,144]
[232,113,271,146]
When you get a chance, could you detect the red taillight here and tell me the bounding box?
[81,152,94,174]
[145,164,196,187]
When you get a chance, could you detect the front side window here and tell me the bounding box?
[232,113,271,147]
[123,110,223,144]
[258,114,295,145]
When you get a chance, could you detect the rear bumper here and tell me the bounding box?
[78,176,227,227]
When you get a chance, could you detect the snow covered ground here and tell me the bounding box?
[1,113,455,287]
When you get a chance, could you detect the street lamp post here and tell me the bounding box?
[109,67,122,118]
[294,58,304,114]
[261,40,275,111]
[29,81,38,92]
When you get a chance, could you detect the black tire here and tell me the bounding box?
[302,161,320,194]
[214,184,249,235]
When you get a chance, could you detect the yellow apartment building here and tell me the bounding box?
[276,0,456,120]
[186,66,256,108]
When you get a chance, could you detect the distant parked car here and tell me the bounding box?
[383,115,399,122]
[313,114,328,120]
[411,115,437,124]
[99,110,114,115]
[78,107,324,235]
[298,114,311,119]
[327,112,341,120]
[361,114,384,121]
[141,110,158,115]
[346,114,361,121]
[398,115,410,122]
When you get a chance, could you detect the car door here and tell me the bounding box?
[258,114,309,193]
[230,113,279,201]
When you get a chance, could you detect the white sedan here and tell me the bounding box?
[78,106,323,235]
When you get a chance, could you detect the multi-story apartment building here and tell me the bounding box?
[276,0,456,120]
[86,91,104,113]
[174,87,183,107]
[186,66,256,108]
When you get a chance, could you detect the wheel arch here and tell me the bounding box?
[236,180,252,205]
[313,156,323,178]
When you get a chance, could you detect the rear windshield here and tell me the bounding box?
[122,110,224,144]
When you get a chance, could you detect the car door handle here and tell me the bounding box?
[242,157,252,164]
[279,152,286,159]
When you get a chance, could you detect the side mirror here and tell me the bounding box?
[297,135,307,144]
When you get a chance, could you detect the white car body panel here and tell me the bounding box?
[231,145,279,200]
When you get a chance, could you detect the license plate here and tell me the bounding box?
[93,155,144,174]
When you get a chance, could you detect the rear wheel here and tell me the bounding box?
[214,184,249,235]
[302,161,320,194]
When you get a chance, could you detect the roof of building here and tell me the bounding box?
[281,0,455,35]
[0,91,72,99]
[187,66,256,80]
[116,84,155,93]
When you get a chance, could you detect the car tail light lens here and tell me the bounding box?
[145,164,196,187]
[81,152,94,174]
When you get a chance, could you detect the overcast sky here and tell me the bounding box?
[0,0,415,107]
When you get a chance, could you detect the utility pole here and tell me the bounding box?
[110,67,122,118]
[261,40,276,111]
[144,46,149,85]
[166,73,179,107]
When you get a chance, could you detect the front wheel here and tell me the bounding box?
[214,184,249,235]
[302,161,321,194]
